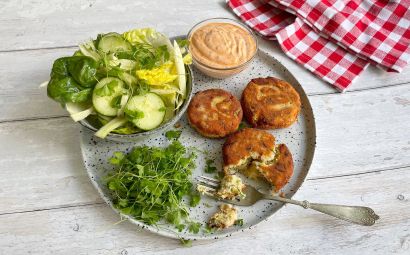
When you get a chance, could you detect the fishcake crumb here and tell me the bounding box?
[216,175,246,200]
[208,204,237,229]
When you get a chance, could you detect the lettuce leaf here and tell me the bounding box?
[183,53,192,65]
[65,102,94,122]
[123,28,173,52]
[173,41,186,101]
[136,62,177,86]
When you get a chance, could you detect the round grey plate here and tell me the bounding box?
[80,49,316,240]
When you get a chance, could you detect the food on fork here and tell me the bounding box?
[223,128,294,192]
[188,89,243,138]
[208,204,238,229]
[216,174,246,200]
[241,77,301,129]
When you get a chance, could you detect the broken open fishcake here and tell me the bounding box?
[222,128,294,192]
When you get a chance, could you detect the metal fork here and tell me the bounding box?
[197,176,380,226]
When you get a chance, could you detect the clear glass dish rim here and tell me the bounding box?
[187,17,258,71]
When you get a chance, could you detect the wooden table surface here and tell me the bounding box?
[0,0,409,254]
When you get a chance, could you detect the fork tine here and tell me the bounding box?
[198,175,221,185]
[196,179,219,189]
[197,180,218,189]
[196,184,217,196]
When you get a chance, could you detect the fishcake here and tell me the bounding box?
[223,128,276,174]
[188,89,242,138]
[222,128,294,192]
[241,77,301,129]
[256,144,294,192]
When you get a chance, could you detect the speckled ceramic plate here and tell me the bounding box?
[80,49,316,240]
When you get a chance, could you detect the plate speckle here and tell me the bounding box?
[80,50,316,240]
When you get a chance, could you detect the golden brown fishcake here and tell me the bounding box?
[223,128,276,174]
[241,77,301,129]
[188,89,242,138]
[256,144,294,192]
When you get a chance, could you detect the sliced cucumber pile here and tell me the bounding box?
[92,77,128,116]
[124,93,166,130]
[98,32,132,53]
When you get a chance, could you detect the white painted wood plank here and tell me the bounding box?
[0,84,409,214]
[1,167,409,255]
[1,45,410,122]
[0,48,71,121]
[0,0,409,122]
[0,118,101,214]
[311,83,410,177]
[0,0,232,51]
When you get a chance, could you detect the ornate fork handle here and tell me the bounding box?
[264,195,380,226]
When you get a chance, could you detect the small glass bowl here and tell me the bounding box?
[187,18,258,79]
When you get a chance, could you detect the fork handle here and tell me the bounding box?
[264,195,380,226]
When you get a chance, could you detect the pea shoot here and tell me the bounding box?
[204,159,217,174]
[105,140,201,233]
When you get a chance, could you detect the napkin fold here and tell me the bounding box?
[227,0,410,91]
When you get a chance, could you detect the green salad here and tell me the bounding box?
[46,28,191,138]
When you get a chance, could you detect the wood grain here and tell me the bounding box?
[0,84,408,215]
[0,0,409,122]
[0,45,409,122]
[0,0,232,51]
[1,167,408,254]
[0,0,409,253]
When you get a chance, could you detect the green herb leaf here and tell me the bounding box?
[188,222,201,234]
[176,224,185,232]
[124,108,144,120]
[189,192,201,207]
[205,159,217,174]
[156,45,170,62]
[165,130,182,140]
[204,225,214,234]
[111,95,122,109]
[180,238,192,247]
[234,219,244,226]
[109,151,124,165]
[105,141,197,231]
[176,39,189,48]
[130,43,157,69]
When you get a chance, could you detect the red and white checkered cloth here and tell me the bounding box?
[227,0,410,91]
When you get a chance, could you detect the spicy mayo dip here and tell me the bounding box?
[188,20,257,78]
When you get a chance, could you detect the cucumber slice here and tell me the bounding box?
[92,77,127,116]
[124,93,166,130]
[98,33,132,53]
